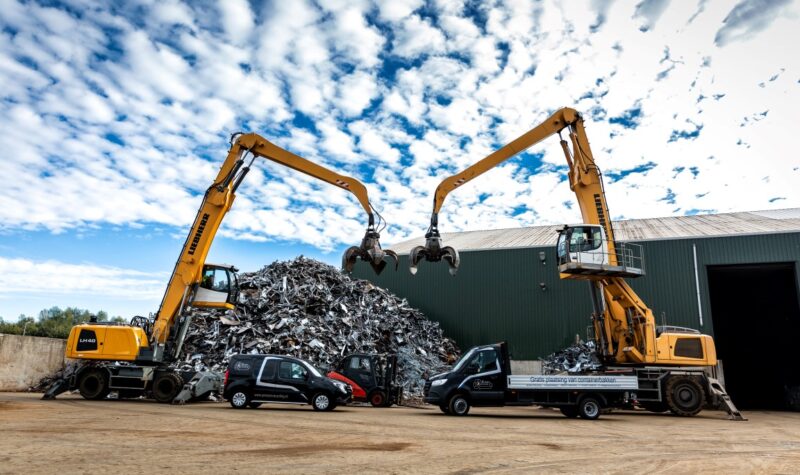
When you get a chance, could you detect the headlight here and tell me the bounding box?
[333,381,349,392]
[431,379,447,387]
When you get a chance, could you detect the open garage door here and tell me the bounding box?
[708,263,800,410]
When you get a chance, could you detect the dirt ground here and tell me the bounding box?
[1,392,799,474]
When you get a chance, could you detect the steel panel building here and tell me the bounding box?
[352,209,800,409]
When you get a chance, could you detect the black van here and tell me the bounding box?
[223,354,352,411]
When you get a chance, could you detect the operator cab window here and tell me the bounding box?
[279,361,308,381]
[570,227,602,252]
[200,268,231,292]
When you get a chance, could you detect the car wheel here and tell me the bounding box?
[369,390,387,407]
[248,402,262,409]
[78,369,110,400]
[229,390,250,409]
[448,394,470,416]
[665,376,705,417]
[560,406,579,418]
[578,396,602,420]
[312,392,333,411]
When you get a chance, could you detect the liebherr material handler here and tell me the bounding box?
[44,133,397,403]
[412,107,743,419]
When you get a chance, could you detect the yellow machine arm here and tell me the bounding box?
[412,108,715,366]
[150,133,396,355]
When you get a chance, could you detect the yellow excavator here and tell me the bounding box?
[44,133,397,403]
[411,107,743,419]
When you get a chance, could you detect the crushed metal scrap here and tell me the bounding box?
[542,340,602,374]
[177,257,460,399]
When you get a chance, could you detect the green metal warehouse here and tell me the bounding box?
[353,208,800,410]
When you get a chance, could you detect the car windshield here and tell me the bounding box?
[451,347,478,372]
[301,360,323,378]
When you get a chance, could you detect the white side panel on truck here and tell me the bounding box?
[508,375,639,391]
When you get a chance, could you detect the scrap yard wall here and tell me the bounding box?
[0,334,66,391]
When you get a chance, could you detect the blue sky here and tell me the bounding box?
[0,0,798,320]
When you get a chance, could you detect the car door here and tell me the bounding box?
[276,360,310,403]
[254,357,301,402]
[460,348,504,403]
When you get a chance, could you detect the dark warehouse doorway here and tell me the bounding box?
[708,263,800,410]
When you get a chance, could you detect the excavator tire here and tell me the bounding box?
[78,369,110,400]
[665,376,705,417]
[152,372,184,404]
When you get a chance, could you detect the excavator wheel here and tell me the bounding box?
[78,369,110,400]
[665,376,705,417]
[368,389,387,407]
[152,372,185,403]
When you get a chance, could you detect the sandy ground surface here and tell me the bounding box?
[1,392,799,474]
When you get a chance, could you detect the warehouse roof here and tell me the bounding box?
[389,208,800,254]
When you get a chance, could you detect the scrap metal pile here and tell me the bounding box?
[177,257,459,398]
[542,340,603,374]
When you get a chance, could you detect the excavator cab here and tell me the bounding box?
[557,225,645,279]
[556,225,607,267]
[194,264,239,309]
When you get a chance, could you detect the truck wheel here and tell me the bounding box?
[448,395,470,416]
[665,376,705,417]
[560,406,579,418]
[312,392,333,411]
[152,372,184,403]
[78,369,110,400]
[578,396,602,420]
[248,402,262,409]
[229,390,250,409]
[369,390,387,407]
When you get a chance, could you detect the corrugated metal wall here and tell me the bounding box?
[353,232,800,359]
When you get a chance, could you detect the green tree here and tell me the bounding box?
[0,307,123,339]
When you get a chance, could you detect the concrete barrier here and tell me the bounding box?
[0,334,66,391]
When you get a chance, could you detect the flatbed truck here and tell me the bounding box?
[423,342,741,420]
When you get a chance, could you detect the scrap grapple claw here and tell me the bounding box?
[342,228,399,275]
[408,233,460,276]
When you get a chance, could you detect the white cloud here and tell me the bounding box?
[0,0,798,258]
[0,257,165,299]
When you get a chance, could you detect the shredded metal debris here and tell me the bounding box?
[177,257,460,399]
[542,340,602,374]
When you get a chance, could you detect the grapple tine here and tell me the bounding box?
[409,245,426,275]
[341,246,361,273]
[370,259,387,275]
[443,246,460,276]
[384,249,399,271]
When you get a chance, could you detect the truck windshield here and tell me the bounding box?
[451,347,478,372]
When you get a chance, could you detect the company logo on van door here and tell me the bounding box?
[472,379,493,390]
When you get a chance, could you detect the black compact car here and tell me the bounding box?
[223,354,352,411]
